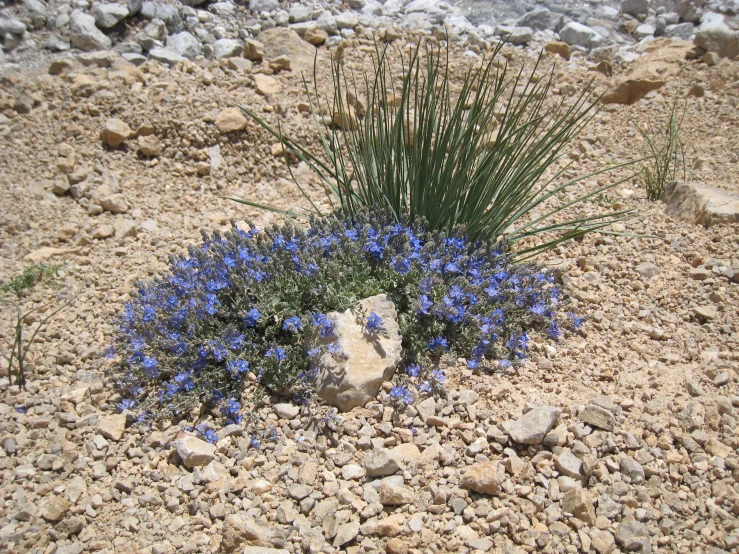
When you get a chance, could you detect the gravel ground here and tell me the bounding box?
[1,27,739,554]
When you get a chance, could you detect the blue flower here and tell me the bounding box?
[228,360,250,375]
[243,308,261,327]
[365,312,384,334]
[390,385,413,405]
[142,356,159,378]
[266,346,286,362]
[250,436,261,449]
[312,313,334,338]
[467,358,480,369]
[568,312,585,331]
[418,381,432,394]
[104,345,116,360]
[432,369,446,383]
[282,316,303,333]
[427,336,449,352]
[405,364,421,378]
[416,295,433,315]
[548,322,561,340]
[499,359,512,369]
[118,399,136,411]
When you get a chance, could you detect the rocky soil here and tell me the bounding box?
[2,0,739,553]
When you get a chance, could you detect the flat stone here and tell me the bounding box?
[138,134,162,157]
[101,118,133,147]
[561,489,595,524]
[173,436,216,468]
[509,406,561,444]
[273,403,299,419]
[364,448,400,477]
[580,404,616,431]
[616,520,651,551]
[377,482,414,505]
[705,438,732,458]
[694,21,739,59]
[663,182,739,227]
[333,520,360,547]
[253,74,280,96]
[97,414,126,441]
[460,461,506,495]
[556,450,584,478]
[40,497,72,522]
[215,108,248,133]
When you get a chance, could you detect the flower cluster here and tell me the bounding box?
[109,210,576,432]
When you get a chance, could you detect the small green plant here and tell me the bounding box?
[1,264,76,389]
[635,95,687,201]
[0,263,62,295]
[233,40,635,257]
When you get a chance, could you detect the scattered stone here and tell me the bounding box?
[97,414,126,441]
[460,461,506,495]
[173,436,216,468]
[216,108,248,133]
[101,118,133,147]
[70,12,112,52]
[364,448,400,477]
[214,38,243,59]
[562,489,595,524]
[138,134,162,157]
[494,25,533,45]
[580,404,616,431]
[377,481,414,505]
[244,39,264,61]
[545,41,571,60]
[663,182,739,227]
[509,406,561,444]
[560,22,604,49]
[694,21,739,59]
[166,31,203,60]
[40,497,72,522]
[616,520,651,552]
[92,4,129,28]
[333,520,360,547]
[305,27,328,46]
[254,74,280,96]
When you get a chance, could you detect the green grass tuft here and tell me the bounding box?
[232,40,637,257]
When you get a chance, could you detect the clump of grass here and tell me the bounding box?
[1,264,76,389]
[634,95,687,201]
[233,40,635,257]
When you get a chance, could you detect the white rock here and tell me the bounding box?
[509,406,561,444]
[495,25,533,44]
[694,21,739,59]
[97,414,126,441]
[559,22,605,49]
[311,294,402,411]
[663,182,739,227]
[92,4,129,28]
[273,403,300,419]
[174,436,216,468]
[148,47,186,66]
[166,31,202,60]
[70,12,113,51]
[214,38,243,59]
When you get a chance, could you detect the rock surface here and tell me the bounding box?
[311,294,402,411]
[663,181,739,227]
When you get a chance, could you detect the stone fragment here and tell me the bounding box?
[616,520,651,551]
[244,39,264,61]
[460,461,506,495]
[40,497,72,522]
[705,438,732,458]
[693,305,717,320]
[222,513,284,552]
[619,455,645,483]
[97,414,126,441]
[333,520,359,547]
[166,31,202,60]
[311,294,402,411]
[621,0,648,17]
[70,12,112,52]
[258,27,318,73]
[545,40,571,60]
[694,21,739,59]
[495,25,533,44]
[138,134,162,157]
[635,262,659,278]
[214,38,243,59]
[253,74,280,96]
[556,450,584,478]
[592,530,616,554]
[215,108,248,133]
[518,7,562,31]
[148,48,186,67]
[580,404,616,431]
[92,4,129,28]
[562,489,595,524]
[509,406,561,444]
[304,27,328,46]
[273,403,299,419]
[173,436,216,468]
[560,22,604,49]
[364,448,400,477]
[101,118,133,147]
[663,182,739,227]
[377,482,414,505]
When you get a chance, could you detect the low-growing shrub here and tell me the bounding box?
[109,210,579,438]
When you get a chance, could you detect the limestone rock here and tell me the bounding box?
[216,108,248,133]
[509,406,561,444]
[138,134,162,157]
[97,414,126,441]
[333,520,360,547]
[101,118,133,147]
[580,404,616,431]
[616,520,651,551]
[378,482,414,505]
[310,294,402,411]
[562,489,596,524]
[40,497,72,522]
[148,47,186,67]
[304,27,328,46]
[173,436,216,468]
[214,38,243,59]
[545,41,571,60]
[258,27,318,73]
[364,448,400,477]
[559,22,605,49]
[518,7,562,31]
[92,4,129,29]
[244,39,264,61]
[222,513,286,552]
[663,182,739,227]
[166,31,202,60]
[254,74,280,96]
[694,21,739,59]
[70,12,113,52]
[495,25,533,45]
[460,461,506,495]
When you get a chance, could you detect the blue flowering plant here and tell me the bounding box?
[108,209,578,431]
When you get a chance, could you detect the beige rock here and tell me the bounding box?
[258,27,319,73]
[97,414,126,441]
[56,154,76,175]
[216,107,248,133]
[311,294,402,411]
[460,461,506,495]
[53,176,71,195]
[100,193,129,214]
[705,438,732,458]
[101,118,133,147]
[222,513,283,552]
[254,74,280,96]
[24,247,80,263]
[304,27,328,46]
[663,181,739,227]
[138,134,162,157]
[40,497,72,522]
[227,57,253,72]
[376,513,405,536]
[561,489,595,524]
[173,436,216,468]
[269,55,291,72]
[378,482,414,505]
[545,41,571,60]
[244,39,264,61]
[92,224,115,239]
